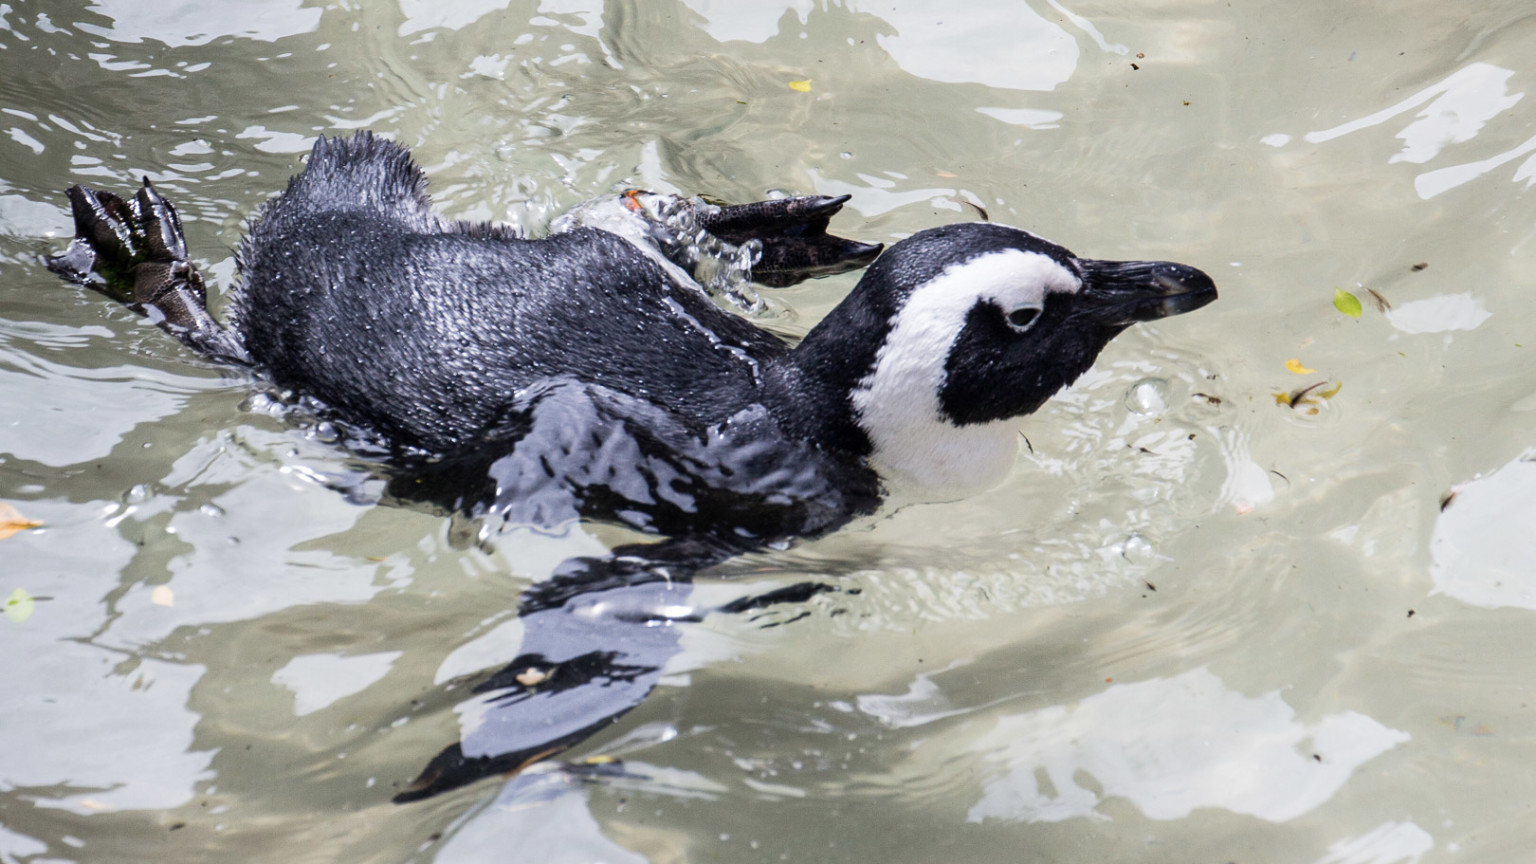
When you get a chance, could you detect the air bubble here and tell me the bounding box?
[1118,533,1157,565]
[1123,377,1170,415]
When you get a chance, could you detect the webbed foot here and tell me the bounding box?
[48,180,248,362]
[553,190,881,294]
[699,195,883,287]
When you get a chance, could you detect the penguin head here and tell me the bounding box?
[786,222,1217,494]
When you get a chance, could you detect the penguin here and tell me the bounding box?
[48,131,1216,543]
[47,132,1218,802]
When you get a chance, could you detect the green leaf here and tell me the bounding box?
[1334,288,1363,318]
[5,587,34,624]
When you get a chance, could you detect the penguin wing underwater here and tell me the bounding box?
[46,131,1217,801]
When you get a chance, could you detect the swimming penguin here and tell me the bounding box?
[48,132,1215,543]
[48,131,1216,802]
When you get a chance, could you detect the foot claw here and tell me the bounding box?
[135,178,190,262]
[63,186,138,265]
[47,178,246,362]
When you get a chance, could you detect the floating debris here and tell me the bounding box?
[956,198,989,221]
[515,667,550,686]
[0,502,41,540]
[1275,380,1343,413]
[6,588,35,624]
[1333,288,1363,318]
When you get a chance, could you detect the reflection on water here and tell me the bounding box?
[3,0,1536,862]
[102,458,392,647]
[1301,63,1522,164]
[1432,451,1536,610]
[1273,61,1536,201]
[962,667,1408,824]
[1,500,214,814]
[273,651,404,717]
[435,770,656,864]
[81,0,321,46]
[1313,821,1434,864]
[681,0,1112,94]
[862,0,1080,92]
[1383,291,1492,335]
[0,357,196,466]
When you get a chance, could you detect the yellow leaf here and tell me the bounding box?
[1285,358,1316,374]
[1275,380,1343,409]
[6,588,34,624]
[0,502,42,540]
[1333,288,1363,318]
[788,79,812,93]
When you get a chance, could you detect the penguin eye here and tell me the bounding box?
[1005,306,1041,332]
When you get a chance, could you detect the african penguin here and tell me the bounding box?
[47,132,1216,537]
[789,223,1216,493]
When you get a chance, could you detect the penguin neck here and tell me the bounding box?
[763,321,876,459]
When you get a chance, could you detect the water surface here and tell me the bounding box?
[3,1,1536,862]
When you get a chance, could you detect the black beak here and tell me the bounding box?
[1076,259,1218,327]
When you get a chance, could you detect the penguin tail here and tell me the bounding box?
[267,131,436,228]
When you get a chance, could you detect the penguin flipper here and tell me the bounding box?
[700,195,883,287]
[48,180,249,363]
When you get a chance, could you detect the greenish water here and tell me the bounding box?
[3,1,1536,862]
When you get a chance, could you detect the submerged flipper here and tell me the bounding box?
[392,538,725,803]
[47,179,249,363]
[393,536,840,803]
[700,195,883,287]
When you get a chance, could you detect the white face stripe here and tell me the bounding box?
[850,248,1082,494]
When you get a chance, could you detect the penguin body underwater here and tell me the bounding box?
[48,132,1216,544]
